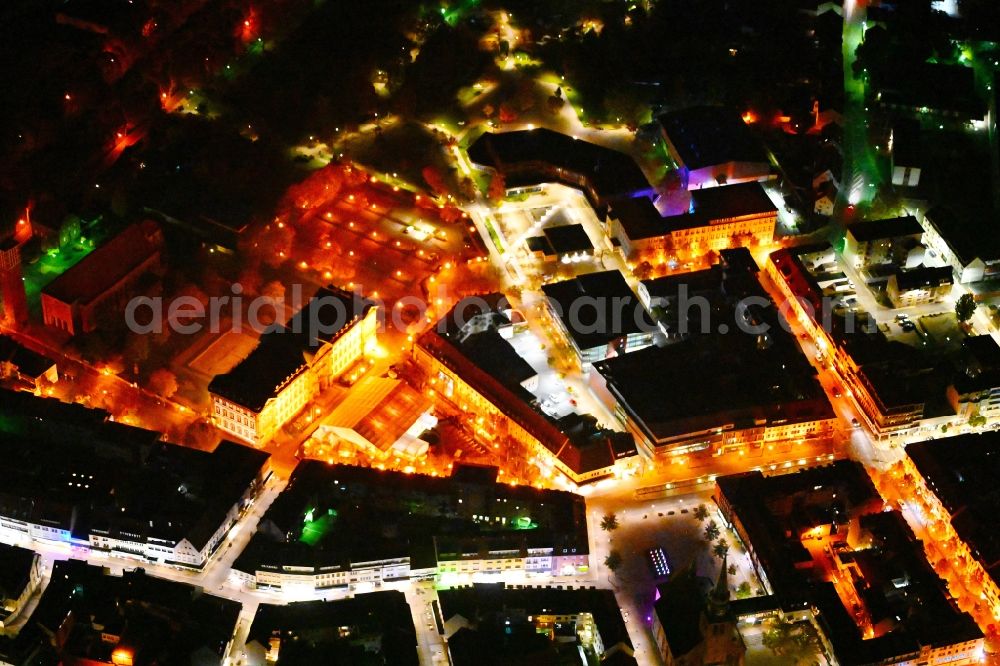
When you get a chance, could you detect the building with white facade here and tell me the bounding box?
[232,462,591,594]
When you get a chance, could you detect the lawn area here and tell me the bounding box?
[299,508,338,547]
[917,311,966,355]
[339,121,458,193]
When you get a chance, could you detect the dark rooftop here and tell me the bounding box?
[246,594,418,666]
[208,331,308,412]
[0,392,269,554]
[209,286,377,411]
[27,560,239,665]
[448,327,537,390]
[689,182,778,221]
[847,216,923,243]
[907,432,1000,578]
[593,260,830,445]
[0,335,55,379]
[234,462,588,576]
[890,119,922,166]
[607,196,667,241]
[541,270,655,351]
[439,582,631,664]
[892,266,953,291]
[658,106,770,171]
[716,463,982,663]
[0,543,35,611]
[41,220,162,306]
[875,63,986,119]
[467,129,651,200]
[542,223,594,255]
[925,206,1000,266]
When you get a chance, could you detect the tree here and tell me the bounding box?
[713,539,730,561]
[600,512,620,531]
[762,618,821,663]
[693,504,709,521]
[736,581,752,599]
[487,171,506,202]
[148,368,179,399]
[969,414,988,428]
[956,293,977,324]
[604,550,623,572]
[704,520,720,542]
[728,563,737,576]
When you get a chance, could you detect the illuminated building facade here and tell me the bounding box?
[607,183,777,260]
[715,463,984,666]
[903,432,1000,625]
[767,246,946,440]
[886,266,953,308]
[232,462,591,593]
[590,251,835,457]
[415,326,638,485]
[209,286,379,446]
[0,391,271,570]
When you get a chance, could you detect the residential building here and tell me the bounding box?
[921,207,1000,284]
[232,462,590,593]
[466,128,655,212]
[607,183,777,259]
[541,270,656,364]
[886,266,953,307]
[767,245,956,439]
[874,63,987,124]
[904,432,1000,621]
[658,106,772,190]
[0,544,42,629]
[244,594,418,665]
[439,583,634,665]
[947,336,1000,421]
[0,335,57,392]
[591,251,835,457]
[715,462,983,665]
[889,118,922,187]
[843,216,923,269]
[0,389,271,569]
[209,286,379,446]
[17,560,240,665]
[41,220,163,335]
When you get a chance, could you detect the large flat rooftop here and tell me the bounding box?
[0,390,269,553]
[658,106,770,171]
[467,129,651,199]
[234,461,588,575]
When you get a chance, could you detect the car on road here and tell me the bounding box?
[851,418,860,428]
[833,387,842,398]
